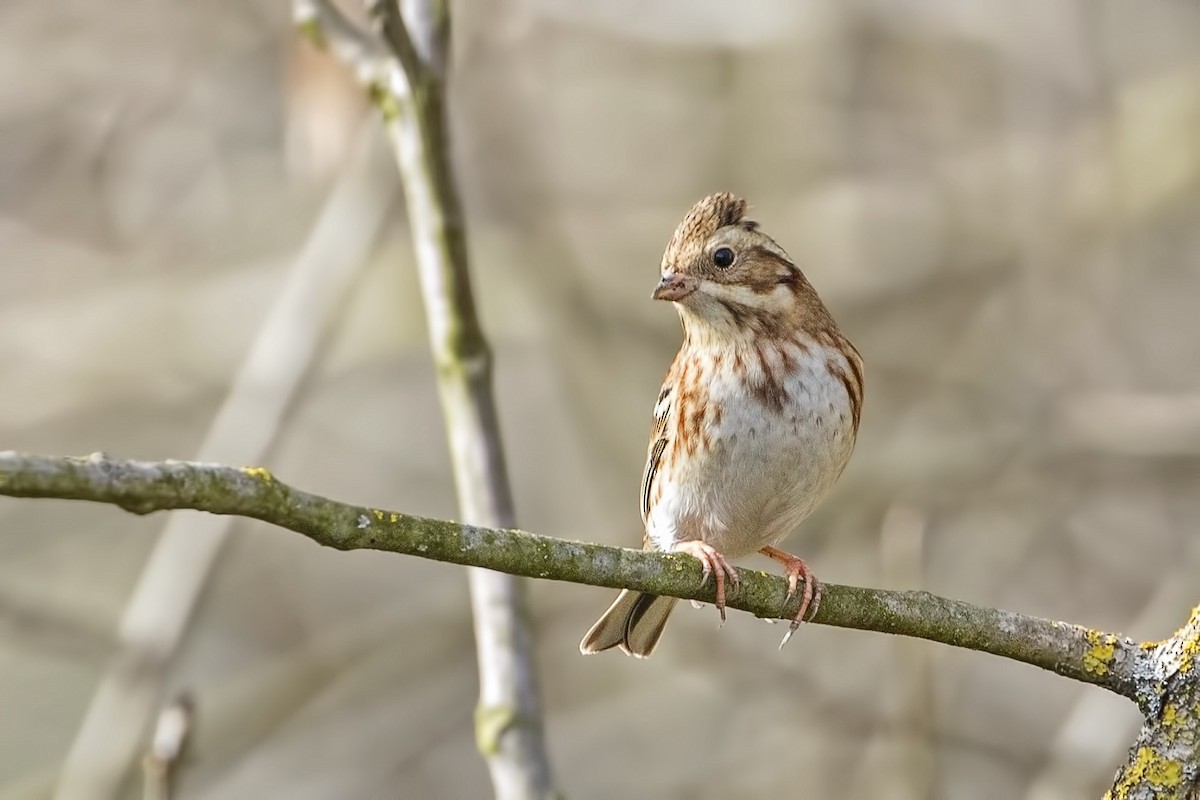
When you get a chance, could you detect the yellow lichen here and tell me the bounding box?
[296,18,326,49]
[475,705,518,756]
[1107,608,1200,798]
[373,509,384,521]
[241,466,273,482]
[390,512,399,523]
[1110,746,1183,794]
[1176,607,1200,675]
[1083,629,1118,677]
[368,83,403,122]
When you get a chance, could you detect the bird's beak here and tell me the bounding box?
[652,272,699,302]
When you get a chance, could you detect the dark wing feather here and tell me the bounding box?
[639,379,674,542]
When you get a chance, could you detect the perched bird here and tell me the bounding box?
[580,193,863,657]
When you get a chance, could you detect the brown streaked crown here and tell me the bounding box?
[658,193,852,360]
[660,192,797,294]
[661,193,748,273]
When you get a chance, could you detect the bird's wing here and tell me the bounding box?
[639,376,674,548]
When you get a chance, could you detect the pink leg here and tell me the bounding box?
[673,540,739,623]
[760,546,822,648]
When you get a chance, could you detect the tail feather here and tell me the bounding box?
[579,590,678,658]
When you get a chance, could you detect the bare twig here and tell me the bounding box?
[382,17,557,800]
[292,0,398,91]
[52,126,396,800]
[853,505,937,799]
[367,0,422,85]
[293,1,558,796]
[398,0,449,76]
[0,452,1169,704]
[141,695,194,800]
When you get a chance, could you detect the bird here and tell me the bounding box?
[580,192,863,657]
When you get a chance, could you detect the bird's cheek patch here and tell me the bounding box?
[705,281,795,315]
[703,282,765,306]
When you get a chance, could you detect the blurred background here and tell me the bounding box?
[2,0,1199,797]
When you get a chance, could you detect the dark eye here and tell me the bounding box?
[712,247,735,268]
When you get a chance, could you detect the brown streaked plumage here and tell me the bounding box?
[581,192,864,657]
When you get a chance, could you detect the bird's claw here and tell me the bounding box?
[760,547,822,649]
[673,540,738,624]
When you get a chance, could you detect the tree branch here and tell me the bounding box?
[11,452,1200,792]
[366,0,422,87]
[1108,609,1200,798]
[292,0,400,92]
[0,451,1161,703]
[290,2,556,795]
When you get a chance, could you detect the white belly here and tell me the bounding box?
[645,344,856,557]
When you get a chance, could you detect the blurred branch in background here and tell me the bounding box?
[1055,393,1200,458]
[141,694,194,800]
[285,6,369,183]
[292,0,557,797]
[51,126,396,800]
[852,505,936,800]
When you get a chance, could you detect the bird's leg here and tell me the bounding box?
[759,546,822,648]
[672,540,739,623]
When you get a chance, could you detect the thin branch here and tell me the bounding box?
[142,694,194,800]
[292,0,396,90]
[399,0,450,76]
[366,0,423,86]
[0,451,1162,704]
[295,2,556,795]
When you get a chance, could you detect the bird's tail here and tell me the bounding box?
[579,590,678,658]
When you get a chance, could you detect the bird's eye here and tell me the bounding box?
[712,247,735,268]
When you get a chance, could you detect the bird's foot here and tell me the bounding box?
[673,540,739,624]
[759,546,822,648]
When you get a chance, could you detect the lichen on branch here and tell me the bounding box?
[1108,608,1200,798]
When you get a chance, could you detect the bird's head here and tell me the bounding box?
[653,193,831,341]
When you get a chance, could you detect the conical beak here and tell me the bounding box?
[652,272,699,301]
